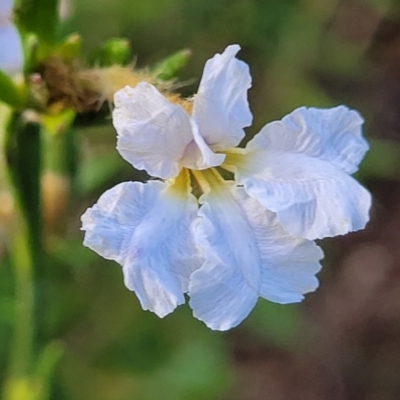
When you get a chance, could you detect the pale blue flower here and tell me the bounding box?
[0,0,23,75]
[81,45,370,330]
[223,105,371,240]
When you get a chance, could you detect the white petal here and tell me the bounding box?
[236,150,371,240]
[0,24,23,75]
[247,106,368,174]
[180,122,226,170]
[189,181,323,331]
[113,83,194,179]
[192,44,252,151]
[81,178,201,317]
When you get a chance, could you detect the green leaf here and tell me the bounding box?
[15,0,60,45]
[54,33,82,61]
[0,70,26,108]
[153,49,192,81]
[92,38,131,67]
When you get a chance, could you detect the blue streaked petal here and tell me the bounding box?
[247,106,368,174]
[236,150,371,240]
[233,106,371,240]
[189,180,323,331]
[81,176,201,317]
[192,44,252,151]
[113,83,194,179]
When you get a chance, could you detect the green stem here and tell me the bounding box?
[3,113,42,391]
[43,131,67,173]
[8,209,35,378]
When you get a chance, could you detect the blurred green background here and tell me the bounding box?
[3,0,400,399]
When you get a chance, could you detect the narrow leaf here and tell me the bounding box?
[0,70,25,108]
[153,49,192,81]
[92,38,131,67]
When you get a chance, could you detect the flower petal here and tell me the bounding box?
[231,106,371,240]
[180,122,226,170]
[247,106,368,174]
[189,176,322,331]
[0,24,23,75]
[113,83,194,179]
[235,150,371,240]
[192,44,252,152]
[81,175,201,317]
[0,0,13,17]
